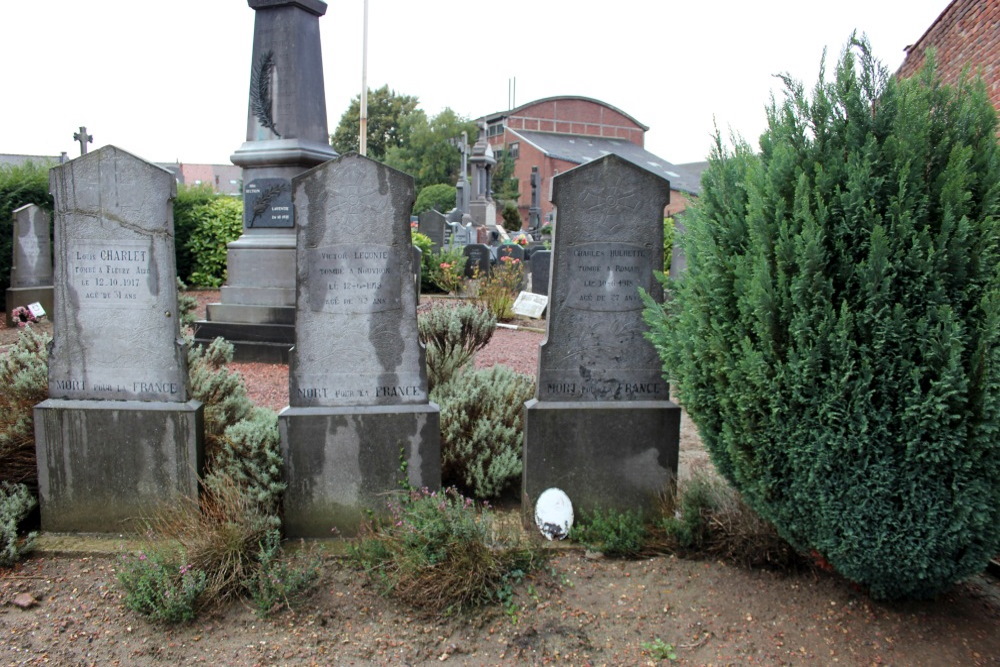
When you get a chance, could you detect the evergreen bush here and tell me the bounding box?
[173,184,216,283]
[0,482,37,567]
[418,303,496,390]
[642,39,1000,599]
[183,195,243,287]
[0,326,50,488]
[431,365,534,498]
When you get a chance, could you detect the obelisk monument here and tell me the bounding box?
[196,0,336,361]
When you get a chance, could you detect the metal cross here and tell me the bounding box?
[73,127,93,155]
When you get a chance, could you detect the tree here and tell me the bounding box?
[642,39,1000,600]
[492,150,519,205]
[413,183,457,216]
[330,85,419,161]
[384,108,478,191]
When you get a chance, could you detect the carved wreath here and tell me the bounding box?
[249,183,288,227]
[250,50,280,137]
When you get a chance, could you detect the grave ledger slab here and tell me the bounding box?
[35,146,203,533]
[523,154,680,514]
[279,154,440,537]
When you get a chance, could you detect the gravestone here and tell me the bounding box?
[523,154,679,515]
[195,0,336,362]
[5,204,54,326]
[418,209,447,251]
[529,249,551,296]
[279,154,440,537]
[35,146,203,533]
[463,243,491,279]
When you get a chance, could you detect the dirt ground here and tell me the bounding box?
[2,293,999,665]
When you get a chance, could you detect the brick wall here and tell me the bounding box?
[504,98,646,147]
[897,0,1000,115]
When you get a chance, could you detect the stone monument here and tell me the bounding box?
[279,154,440,537]
[195,0,337,362]
[528,165,542,232]
[468,122,496,229]
[5,204,54,326]
[35,146,203,532]
[523,154,680,514]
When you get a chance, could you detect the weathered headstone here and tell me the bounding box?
[195,0,336,362]
[529,249,551,296]
[463,243,491,279]
[5,204,54,326]
[418,209,447,251]
[279,154,440,537]
[523,154,680,515]
[35,146,203,533]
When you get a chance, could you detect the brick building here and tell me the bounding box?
[897,0,1000,116]
[478,96,704,228]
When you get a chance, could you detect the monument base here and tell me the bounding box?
[279,404,441,537]
[34,399,204,533]
[193,317,294,363]
[194,230,296,362]
[5,286,54,327]
[523,399,680,515]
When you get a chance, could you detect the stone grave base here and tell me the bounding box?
[279,404,441,537]
[5,286,54,327]
[34,399,204,533]
[523,399,680,515]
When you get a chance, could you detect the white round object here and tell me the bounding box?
[534,488,574,541]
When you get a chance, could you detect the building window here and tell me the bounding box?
[509,142,520,160]
[487,122,505,137]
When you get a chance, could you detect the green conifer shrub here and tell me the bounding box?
[431,365,534,498]
[642,40,1000,599]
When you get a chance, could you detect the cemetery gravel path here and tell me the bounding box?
[2,293,999,665]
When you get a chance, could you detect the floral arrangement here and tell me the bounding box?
[513,235,529,247]
[10,306,41,328]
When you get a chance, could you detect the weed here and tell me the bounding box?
[642,638,678,661]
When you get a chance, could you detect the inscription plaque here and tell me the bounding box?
[67,240,156,308]
[306,243,402,314]
[565,242,652,311]
[244,178,293,228]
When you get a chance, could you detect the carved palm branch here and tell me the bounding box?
[250,50,280,137]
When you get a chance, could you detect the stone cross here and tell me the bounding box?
[73,127,93,156]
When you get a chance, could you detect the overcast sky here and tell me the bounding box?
[3,0,949,167]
